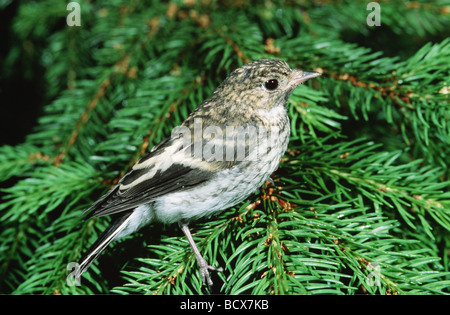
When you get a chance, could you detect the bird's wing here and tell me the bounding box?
[84,131,244,218]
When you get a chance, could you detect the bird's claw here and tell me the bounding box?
[198,256,223,289]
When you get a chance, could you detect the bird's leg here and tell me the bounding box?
[179,222,223,289]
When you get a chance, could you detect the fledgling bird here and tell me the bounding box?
[75,59,320,288]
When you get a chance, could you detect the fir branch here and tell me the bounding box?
[0,162,102,293]
[1,0,449,295]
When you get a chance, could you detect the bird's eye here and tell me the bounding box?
[264,79,279,91]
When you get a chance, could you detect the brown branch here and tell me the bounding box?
[53,75,113,166]
[264,38,280,55]
[245,180,298,213]
[224,36,249,64]
[328,72,414,109]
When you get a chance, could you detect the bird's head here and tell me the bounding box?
[214,59,320,110]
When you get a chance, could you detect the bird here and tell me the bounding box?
[75,58,320,289]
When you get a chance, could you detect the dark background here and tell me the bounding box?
[0,2,46,146]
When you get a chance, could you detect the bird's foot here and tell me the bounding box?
[179,222,223,290]
[197,256,223,289]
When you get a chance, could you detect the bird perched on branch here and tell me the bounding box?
[75,59,320,289]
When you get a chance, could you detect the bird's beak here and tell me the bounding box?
[289,70,321,88]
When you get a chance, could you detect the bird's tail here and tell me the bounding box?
[75,213,133,277]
